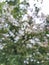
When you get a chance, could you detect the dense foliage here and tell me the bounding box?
[0,0,49,65]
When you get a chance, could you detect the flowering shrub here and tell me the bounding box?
[0,0,49,65]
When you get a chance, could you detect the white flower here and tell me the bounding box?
[27,44,32,48]
[31,59,34,62]
[14,36,20,42]
[46,34,49,37]
[0,45,3,49]
[33,25,37,29]
[9,31,15,37]
[47,53,49,55]
[19,30,24,36]
[22,14,28,21]
[25,27,32,33]
[24,60,29,64]
[29,39,35,45]
[37,61,40,64]
[35,38,40,42]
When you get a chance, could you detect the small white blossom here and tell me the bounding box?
[19,30,24,36]
[0,45,3,49]
[14,36,20,42]
[29,39,35,45]
[27,44,32,48]
[31,59,34,62]
[37,61,40,64]
[46,34,49,37]
[24,60,29,64]
[35,38,40,42]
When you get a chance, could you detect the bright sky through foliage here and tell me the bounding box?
[29,0,49,15]
[0,0,49,15]
[0,0,6,2]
